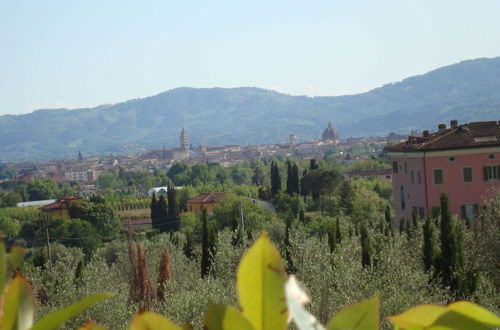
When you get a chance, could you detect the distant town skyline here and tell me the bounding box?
[1,0,500,115]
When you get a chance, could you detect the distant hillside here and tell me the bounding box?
[1,57,500,161]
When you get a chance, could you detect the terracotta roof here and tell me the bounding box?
[384,121,500,152]
[345,169,392,177]
[187,192,226,204]
[40,201,62,210]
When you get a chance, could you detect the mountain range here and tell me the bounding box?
[1,56,500,162]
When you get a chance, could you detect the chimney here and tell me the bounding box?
[438,124,446,133]
[423,130,429,138]
[450,120,458,128]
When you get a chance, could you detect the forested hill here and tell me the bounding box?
[1,56,500,161]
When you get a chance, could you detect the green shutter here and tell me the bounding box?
[461,205,466,219]
[497,166,500,180]
[483,166,488,181]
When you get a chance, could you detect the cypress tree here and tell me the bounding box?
[335,217,342,243]
[360,222,372,268]
[286,161,293,195]
[327,223,337,253]
[292,163,300,194]
[299,209,305,225]
[166,186,180,232]
[201,208,211,278]
[339,181,355,215]
[385,205,391,224]
[271,162,281,196]
[438,193,462,290]
[423,216,437,272]
[158,195,168,232]
[150,193,161,231]
[183,232,194,260]
[399,218,406,234]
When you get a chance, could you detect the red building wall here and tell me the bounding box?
[391,148,500,222]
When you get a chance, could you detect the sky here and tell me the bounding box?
[0,0,499,115]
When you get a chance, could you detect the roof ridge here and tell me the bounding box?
[417,127,457,150]
[202,192,214,203]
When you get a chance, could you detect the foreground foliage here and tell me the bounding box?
[1,233,499,330]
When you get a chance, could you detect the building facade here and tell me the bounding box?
[186,192,226,216]
[385,120,500,222]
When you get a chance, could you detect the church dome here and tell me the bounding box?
[322,121,339,142]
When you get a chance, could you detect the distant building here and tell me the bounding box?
[344,168,392,182]
[40,195,83,220]
[186,192,226,216]
[322,121,340,144]
[385,120,500,223]
[180,128,189,153]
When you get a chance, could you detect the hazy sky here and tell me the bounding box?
[1,0,499,115]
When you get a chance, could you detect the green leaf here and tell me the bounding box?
[0,239,6,294]
[326,296,379,330]
[388,301,500,330]
[31,293,112,330]
[237,231,288,330]
[387,304,447,329]
[285,276,325,330]
[8,245,27,272]
[0,275,35,330]
[447,301,500,326]
[129,311,182,330]
[204,301,254,330]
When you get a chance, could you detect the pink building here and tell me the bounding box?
[385,120,500,222]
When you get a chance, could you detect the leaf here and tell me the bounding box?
[204,301,254,330]
[8,245,27,272]
[388,300,500,330]
[129,311,182,330]
[31,293,112,330]
[78,320,108,330]
[386,304,447,329]
[285,276,325,330]
[0,239,6,294]
[447,301,500,326]
[0,275,35,330]
[237,231,288,330]
[326,296,379,330]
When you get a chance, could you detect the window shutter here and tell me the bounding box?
[483,166,488,181]
[461,205,466,219]
[473,204,479,219]
[497,166,500,180]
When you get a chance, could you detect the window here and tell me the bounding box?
[461,204,478,221]
[463,167,473,182]
[448,156,456,163]
[418,207,425,219]
[400,186,406,210]
[483,165,500,181]
[417,171,422,184]
[404,162,408,174]
[433,169,443,184]
[392,161,398,173]
[488,153,495,160]
[410,170,415,184]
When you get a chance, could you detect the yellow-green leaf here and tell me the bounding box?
[387,304,447,329]
[78,320,108,330]
[204,301,254,330]
[31,293,112,330]
[8,246,27,272]
[326,296,379,330]
[388,300,500,330]
[237,231,288,330]
[0,275,35,330]
[447,301,500,326]
[129,311,182,330]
